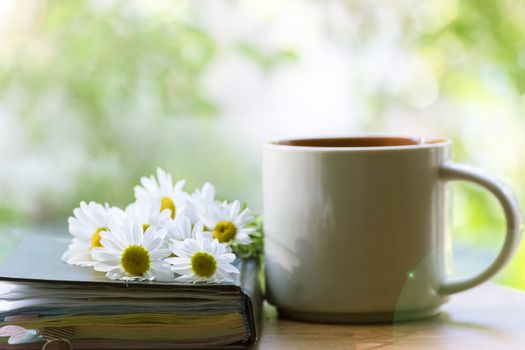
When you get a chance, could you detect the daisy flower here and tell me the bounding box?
[134,168,188,220]
[199,200,255,245]
[188,182,228,222]
[125,200,172,232]
[62,201,125,267]
[166,214,205,242]
[192,182,216,207]
[166,232,239,283]
[92,222,172,281]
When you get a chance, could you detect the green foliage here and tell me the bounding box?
[0,0,217,120]
[237,42,299,72]
[423,0,525,95]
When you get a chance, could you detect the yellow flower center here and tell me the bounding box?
[91,227,108,248]
[120,245,151,276]
[160,196,176,219]
[213,221,237,243]
[191,252,217,278]
[142,224,151,233]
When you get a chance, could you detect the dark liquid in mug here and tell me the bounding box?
[275,136,446,148]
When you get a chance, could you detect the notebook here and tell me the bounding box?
[0,229,262,349]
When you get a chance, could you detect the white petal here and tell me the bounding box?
[175,274,198,282]
[229,201,241,219]
[169,260,192,270]
[219,263,240,274]
[217,253,236,264]
[234,231,251,245]
[131,223,143,244]
[215,270,235,282]
[99,233,125,252]
[142,226,157,247]
[241,227,256,235]
[106,269,125,280]
[94,262,120,272]
[174,179,186,192]
[150,267,174,281]
[150,249,171,260]
[62,243,94,266]
[171,265,193,274]
[91,248,119,262]
[236,208,254,226]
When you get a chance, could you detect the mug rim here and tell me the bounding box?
[265,135,452,152]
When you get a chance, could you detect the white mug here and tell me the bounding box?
[263,136,522,322]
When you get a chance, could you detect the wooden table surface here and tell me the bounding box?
[256,283,525,349]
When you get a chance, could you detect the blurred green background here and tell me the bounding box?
[1,0,525,288]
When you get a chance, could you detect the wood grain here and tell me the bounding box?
[257,283,525,349]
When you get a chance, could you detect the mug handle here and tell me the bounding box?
[438,162,522,295]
